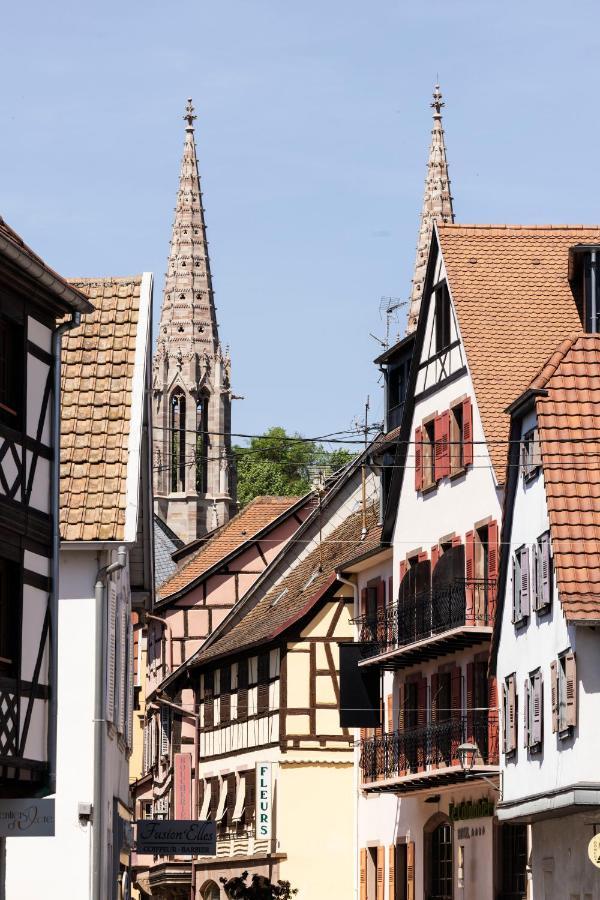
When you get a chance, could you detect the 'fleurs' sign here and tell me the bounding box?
[256,762,272,840]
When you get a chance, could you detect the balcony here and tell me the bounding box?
[354,580,494,669]
[360,712,499,794]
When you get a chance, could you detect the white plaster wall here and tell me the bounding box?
[531,812,600,900]
[496,410,600,804]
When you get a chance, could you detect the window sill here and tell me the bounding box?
[421,482,438,496]
[558,726,574,741]
[449,466,467,481]
[512,616,529,629]
[535,603,551,616]
[523,468,540,484]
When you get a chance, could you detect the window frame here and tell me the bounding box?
[0,556,21,679]
[521,426,541,482]
[434,282,452,353]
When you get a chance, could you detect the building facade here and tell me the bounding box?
[7,274,155,899]
[153,100,235,545]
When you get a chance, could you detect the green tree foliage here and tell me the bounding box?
[233,427,355,508]
[220,871,298,899]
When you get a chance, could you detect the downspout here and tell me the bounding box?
[93,545,127,900]
[146,614,173,675]
[336,573,359,900]
[48,311,81,794]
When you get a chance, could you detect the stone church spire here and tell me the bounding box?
[406,84,454,333]
[153,99,236,545]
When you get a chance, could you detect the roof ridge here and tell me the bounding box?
[438,223,600,231]
[529,333,583,390]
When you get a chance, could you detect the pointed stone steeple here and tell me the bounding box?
[406,84,454,333]
[153,99,236,544]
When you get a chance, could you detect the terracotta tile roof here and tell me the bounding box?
[531,333,600,620]
[437,224,600,480]
[157,496,303,600]
[194,503,380,665]
[60,276,144,542]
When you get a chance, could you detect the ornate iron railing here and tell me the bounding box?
[354,579,495,659]
[360,712,499,783]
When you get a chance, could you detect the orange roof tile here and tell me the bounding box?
[60,276,145,542]
[194,503,380,665]
[157,496,303,600]
[437,224,600,480]
[532,334,600,621]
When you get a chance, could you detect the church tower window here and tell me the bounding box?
[196,395,209,493]
[170,391,186,492]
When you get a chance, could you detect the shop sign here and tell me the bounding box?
[0,799,55,837]
[256,762,272,840]
[457,824,486,840]
[135,820,216,855]
[588,834,600,868]
[449,797,494,822]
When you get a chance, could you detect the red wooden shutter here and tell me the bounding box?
[407,841,415,900]
[415,426,423,491]
[430,673,439,724]
[550,660,558,732]
[389,845,396,900]
[488,676,499,764]
[387,694,393,733]
[360,588,367,616]
[451,666,462,764]
[434,410,451,480]
[376,845,385,900]
[452,534,462,548]
[565,652,577,727]
[377,579,386,643]
[174,752,192,819]
[431,544,440,570]
[462,397,473,466]
[466,662,474,744]
[487,520,499,621]
[359,848,367,900]
[465,530,475,622]
[389,576,394,606]
[417,678,427,727]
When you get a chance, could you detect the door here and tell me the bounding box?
[430,821,453,900]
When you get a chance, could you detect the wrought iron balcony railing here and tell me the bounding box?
[360,712,499,784]
[354,579,494,659]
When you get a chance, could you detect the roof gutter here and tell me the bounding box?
[0,232,92,313]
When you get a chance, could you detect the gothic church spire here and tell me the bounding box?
[406,84,454,333]
[153,100,235,544]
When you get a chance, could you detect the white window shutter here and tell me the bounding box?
[160,705,171,757]
[105,582,117,723]
[126,619,134,749]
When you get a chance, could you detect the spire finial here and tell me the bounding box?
[184,97,197,131]
[431,83,444,119]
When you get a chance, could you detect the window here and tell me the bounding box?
[583,249,600,332]
[204,671,214,728]
[170,390,186,491]
[503,673,517,755]
[430,821,453,900]
[220,666,231,723]
[416,399,473,492]
[512,546,530,624]
[0,557,19,677]
[449,398,474,474]
[524,669,543,751]
[236,659,249,721]
[532,531,552,612]
[0,316,24,430]
[159,705,171,757]
[141,800,153,820]
[257,652,270,715]
[195,395,209,492]
[241,769,255,831]
[551,651,577,735]
[500,824,528,899]
[434,283,452,352]
[521,426,541,481]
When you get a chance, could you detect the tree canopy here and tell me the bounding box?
[233,427,355,508]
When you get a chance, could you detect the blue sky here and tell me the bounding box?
[2,0,599,446]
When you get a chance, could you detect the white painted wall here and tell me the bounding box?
[496,409,600,803]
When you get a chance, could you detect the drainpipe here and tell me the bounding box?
[336,572,359,900]
[146,614,173,675]
[93,545,127,900]
[48,311,81,795]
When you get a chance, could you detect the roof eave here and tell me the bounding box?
[505,387,549,417]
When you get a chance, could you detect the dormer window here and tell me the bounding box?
[569,245,600,333]
[434,282,451,352]
[521,426,541,481]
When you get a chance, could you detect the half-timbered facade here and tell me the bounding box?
[493,330,600,900]
[351,223,598,900]
[0,218,92,800]
[7,273,154,899]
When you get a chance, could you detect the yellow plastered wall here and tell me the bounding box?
[130,628,147,785]
[278,761,354,900]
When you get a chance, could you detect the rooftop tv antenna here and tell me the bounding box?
[370,296,408,350]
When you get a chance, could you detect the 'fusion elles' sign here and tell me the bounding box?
[256,763,272,840]
[135,819,216,856]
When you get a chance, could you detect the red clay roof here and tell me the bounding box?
[194,502,381,665]
[157,496,303,600]
[437,224,600,480]
[531,333,600,621]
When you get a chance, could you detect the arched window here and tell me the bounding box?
[170,391,186,492]
[201,880,220,900]
[196,395,209,493]
[430,820,453,899]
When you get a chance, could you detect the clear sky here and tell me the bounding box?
[2,0,599,446]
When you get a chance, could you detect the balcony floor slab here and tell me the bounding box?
[362,765,499,795]
[358,625,493,670]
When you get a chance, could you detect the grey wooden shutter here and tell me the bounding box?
[118,598,127,735]
[520,547,530,618]
[502,682,508,754]
[565,652,577,727]
[550,660,559,733]
[512,556,520,623]
[531,542,539,611]
[126,621,134,749]
[532,671,543,745]
[540,533,551,608]
[508,675,516,752]
[160,705,171,757]
[106,582,117,723]
[523,678,530,748]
